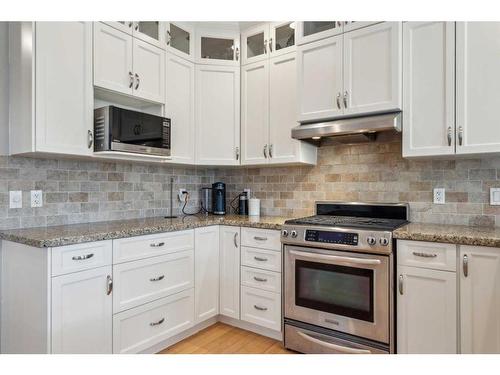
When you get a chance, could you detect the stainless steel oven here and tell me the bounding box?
[284,245,392,346]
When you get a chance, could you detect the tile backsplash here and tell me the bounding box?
[2,133,500,230]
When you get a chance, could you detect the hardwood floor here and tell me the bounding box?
[159,322,295,354]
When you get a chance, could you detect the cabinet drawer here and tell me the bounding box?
[241,266,281,293]
[241,286,281,331]
[241,246,282,273]
[113,230,194,263]
[241,227,281,251]
[113,250,194,312]
[398,240,457,271]
[113,288,194,354]
[51,240,112,276]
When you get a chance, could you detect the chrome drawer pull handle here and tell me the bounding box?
[150,318,165,326]
[447,126,452,146]
[106,275,113,295]
[253,276,268,282]
[72,253,94,261]
[254,236,268,241]
[150,242,165,247]
[463,254,468,277]
[254,256,268,262]
[412,251,437,258]
[150,275,165,282]
[254,305,268,311]
[399,274,404,295]
[128,71,134,88]
[296,331,371,354]
[134,73,140,90]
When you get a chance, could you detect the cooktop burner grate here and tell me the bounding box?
[285,215,408,230]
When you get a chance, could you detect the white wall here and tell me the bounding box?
[0,22,9,155]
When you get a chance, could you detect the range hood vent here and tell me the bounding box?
[292,112,402,144]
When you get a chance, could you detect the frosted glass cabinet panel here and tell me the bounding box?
[134,21,164,48]
[196,30,240,66]
[166,22,195,62]
[297,21,343,45]
[274,22,295,51]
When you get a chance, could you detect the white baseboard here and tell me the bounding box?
[218,315,283,341]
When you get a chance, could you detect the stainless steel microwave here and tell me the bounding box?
[94,106,171,157]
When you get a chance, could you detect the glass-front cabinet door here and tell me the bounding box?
[102,21,134,35]
[133,21,164,49]
[296,21,344,45]
[196,29,240,66]
[166,22,195,62]
[241,24,269,65]
[270,21,297,57]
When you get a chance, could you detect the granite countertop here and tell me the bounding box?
[0,214,289,248]
[394,223,500,248]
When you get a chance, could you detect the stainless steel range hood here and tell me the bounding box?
[292,112,402,143]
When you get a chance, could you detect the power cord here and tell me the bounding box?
[181,191,208,216]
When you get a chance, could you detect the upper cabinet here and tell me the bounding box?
[196,29,240,66]
[9,22,94,157]
[102,21,164,49]
[296,21,343,45]
[297,22,402,123]
[94,22,165,104]
[166,22,195,62]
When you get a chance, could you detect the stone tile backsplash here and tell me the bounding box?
[2,133,500,230]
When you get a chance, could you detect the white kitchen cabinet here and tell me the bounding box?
[132,38,165,103]
[9,22,94,157]
[456,22,500,155]
[166,53,195,164]
[397,265,457,354]
[102,21,134,35]
[460,245,500,353]
[297,35,343,122]
[241,24,270,65]
[196,29,240,66]
[194,226,220,323]
[296,21,343,45]
[195,64,240,165]
[133,21,164,49]
[51,266,113,354]
[270,22,297,57]
[402,22,456,157]
[343,21,382,33]
[219,226,241,319]
[343,22,402,116]
[166,22,195,62]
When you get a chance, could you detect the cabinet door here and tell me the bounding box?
[133,21,164,49]
[270,21,297,57]
[195,65,240,165]
[219,226,241,319]
[456,22,500,155]
[296,21,343,45]
[166,22,195,62]
[460,245,500,353]
[241,23,269,65]
[297,35,343,122]
[194,226,220,323]
[132,38,165,103]
[35,22,93,156]
[93,22,133,96]
[397,265,457,354]
[196,29,240,66]
[51,266,112,353]
[402,22,455,157]
[343,22,402,116]
[102,21,134,35]
[166,53,195,164]
[241,60,269,165]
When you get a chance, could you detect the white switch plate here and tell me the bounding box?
[31,190,43,207]
[433,188,446,204]
[9,191,22,209]
[490,188,500,206]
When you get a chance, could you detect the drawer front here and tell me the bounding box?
[241,246,282,273]
[51,240,112,276]
[113,230,194,264]
[241,266,281,293]
[241,227,281,251]
[113,250,194,312]
[398,240,457,271]
[241,286,281,331]
[113,288,194,354]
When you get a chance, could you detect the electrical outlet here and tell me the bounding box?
[490,188,500,206]
[31,190,43,208]
[9,191,22,209]
[178,189,188,202]
[433,188,446,204]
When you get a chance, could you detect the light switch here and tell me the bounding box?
[9,191,22,209]
[490,188,500,206]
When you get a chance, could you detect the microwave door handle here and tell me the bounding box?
[296,331,372,354]
[289,250,382,266]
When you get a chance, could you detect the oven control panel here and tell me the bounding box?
[305,230,358,246]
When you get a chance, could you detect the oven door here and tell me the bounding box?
[284,245,390,344]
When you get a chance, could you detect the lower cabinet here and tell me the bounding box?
[51,266,113,354]
[194,226,220,322]
[219,226,241,319]
[241,286,281,331]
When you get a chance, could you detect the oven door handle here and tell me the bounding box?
[289,250,382,266]
[296,331,372,354]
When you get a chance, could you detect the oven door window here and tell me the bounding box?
[295,260,374,322]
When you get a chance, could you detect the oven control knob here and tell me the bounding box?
[282,229,289,237]
[291,230,298,238]
[367,236,377,246]
[380,237,389,246]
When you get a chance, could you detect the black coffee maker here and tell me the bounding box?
[212,182,226,215]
